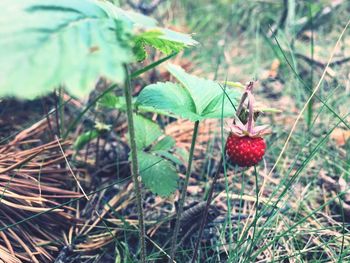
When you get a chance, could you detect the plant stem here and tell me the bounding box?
[191,156,223,263]
[245,166,259,261]
[169,120,199,262]
[123,65,146,263]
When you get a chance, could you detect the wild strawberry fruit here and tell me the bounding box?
[226,134,266,167]
[226,81,270,167]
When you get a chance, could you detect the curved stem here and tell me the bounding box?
[191,156,223,263]
[234,81,254,125]
[247,91,254,134]
[123,65,146,263]
[169,120,199,262]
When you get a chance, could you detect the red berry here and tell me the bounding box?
[226,134,266,167]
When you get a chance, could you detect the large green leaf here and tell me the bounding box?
[0,0,197,99]
[138,151,178,197]
[136,64,242,121]
[0,0,134,99]
[97,92,182,118]
[133,114,162,150]
[136,82,200,120]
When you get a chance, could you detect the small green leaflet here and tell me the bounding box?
[133,29,197,61]
[133,114,179,196]
[97,92,126,109]
[138,151,178,197]
[134,114,162,150]
[136,64,242,121]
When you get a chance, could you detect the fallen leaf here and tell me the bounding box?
[330,128,350,146]
[269,59,280,78]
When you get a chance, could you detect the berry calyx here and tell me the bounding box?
[226,134,266,167]
[225,81,270,167]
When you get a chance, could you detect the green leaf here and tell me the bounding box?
[97,2,157,27]
[136,82,200,121]
[97,92,126,109]
[97,92,178,117]
[175,147,189,164]
[0,0,133,99]
[136,64,242,121]
[154,150,184,166]
[74,130,99,151]
[134,115,162,150]
[167,64,241,115]
[138,151,178,197]
[157,28,198,46]
[151,136,176,151]
[133,29,198,61]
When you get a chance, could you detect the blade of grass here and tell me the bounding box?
[267,19,350,181]
[266,27,350,130]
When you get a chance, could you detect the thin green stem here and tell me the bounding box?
[306,3,314,130]
[169,120,200,262]
[191,156,223,263]
[338,196,345,263]
[123,65,146,263]
[244,166,259,261]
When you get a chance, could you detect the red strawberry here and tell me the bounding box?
[225,81,270,167]
[226,134,266,167]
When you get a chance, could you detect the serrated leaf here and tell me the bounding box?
[134,115,162,150]
[133,30,186,61]
[151,136,176,151]
[136,65,242,121]
[200,88,242,119]
[133,29,197,61]
[74,130,99,151]
[0,0,133,99]
[167,64,241,115]
[138,151,178,197]
[136,82,201,121]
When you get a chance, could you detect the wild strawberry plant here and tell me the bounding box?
[0,1,277,262]
[0,1,197,262]
[136,64,243,260]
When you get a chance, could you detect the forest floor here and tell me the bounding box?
[1,1,350,262]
